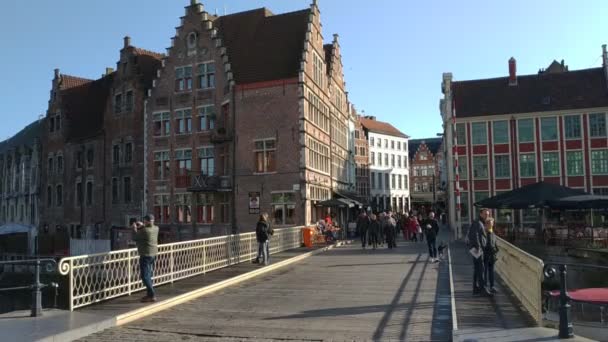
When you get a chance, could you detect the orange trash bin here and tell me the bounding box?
[303,227,315,248]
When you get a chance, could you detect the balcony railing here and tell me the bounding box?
[210,127,233,143]
[188,173,231,192]
[58,227,303,310]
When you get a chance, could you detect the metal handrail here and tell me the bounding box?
[543,262,608,338]
[0,258,59,317]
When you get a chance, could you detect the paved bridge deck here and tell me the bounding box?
[78,237,452,341]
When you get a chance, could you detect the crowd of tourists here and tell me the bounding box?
[355,209,445,263]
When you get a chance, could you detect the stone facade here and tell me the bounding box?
[354,115,370,202]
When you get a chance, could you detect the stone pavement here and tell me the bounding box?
[78,234,452,341]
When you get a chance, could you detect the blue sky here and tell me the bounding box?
[1,0,607,141]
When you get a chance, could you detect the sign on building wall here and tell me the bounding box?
[249,192,260,214]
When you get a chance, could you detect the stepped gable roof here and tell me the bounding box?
[408,138,442,160]
[61,74,113,142]
[360,117,408,138]
[324,44,333,73]
[0,120,43,154]
[214,7,310,84]
[133,46,164,89]
[452,67,608,118]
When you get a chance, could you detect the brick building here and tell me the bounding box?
[361,116,410,213]
[441,46,608,231]
[354,114,370,204]
[40,39,161,241]
[408,138,445,212]
[145,0,355,235]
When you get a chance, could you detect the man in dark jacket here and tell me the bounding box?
[423,212,438,262]
[133,214,159,302]
[468,208,491,296]
[356,211,370,249]
[254,213,271,265]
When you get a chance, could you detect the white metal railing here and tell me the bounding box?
[58,226,304,310]
[495,236,545,325]
[70,238,111,256]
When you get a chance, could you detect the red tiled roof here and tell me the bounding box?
[60,75,93,89]
[408,138,442,160]
[453,67,608,118]
[214,8,310,84]
[359,117,408,138]
[61,75,113,142]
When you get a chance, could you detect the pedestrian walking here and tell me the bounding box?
[408,214,419,242]
[356,211,370,249]
[254,213,271,265]
[468,208,492,296]
[368,214,380,250]
[385,211,397,249]
[417,214,424,242]
[484,217,499,294]
[424,212,440,262]
[400,212,410,240]
[133,214,159,303]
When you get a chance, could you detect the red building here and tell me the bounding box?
[408,138,445,212]
[442,47,608,228]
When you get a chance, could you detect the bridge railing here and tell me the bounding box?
[495,236,545,325]
[58,226,304,310]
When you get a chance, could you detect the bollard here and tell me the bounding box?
[558,264,573,339]
[31,259,42,317]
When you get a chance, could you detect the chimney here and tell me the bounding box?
[508,57,517,86]
[54,68,60,78]
[190,0,197,5]
[105,67,114,76]
[123,36,131,48]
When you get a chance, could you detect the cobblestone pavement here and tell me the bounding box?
[78,233,452,342]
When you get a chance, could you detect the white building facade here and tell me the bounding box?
[361,117,410,213]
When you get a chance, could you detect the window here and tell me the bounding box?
[55,114,61,130]
[56,185,63,206]
[564,115,581,139]
[113,145,120,164]
[460,192,469,218]
[593,188,608,196]
[355,130,360,139]
[420,152,428,161]
[589,113,607,137]
[591,150,608,174]
[76,182,83,206]
[414,182,421,192]
[57,155,63,174]
[472,156,488,179]
[385,174,390,190]
[458,156,468,180]
[306,90,330,132]
[475,191,489,204]
[543,152,560,176]
[125,143,132,163]
[404,176,408,190]
[307,137,330,173]
[198,147,214,176]
[153,112,171,136]
[566,151,583,176]
[76,151,83,169]
[370,137,374,146]
[313,52,324,86]
[397,141,401,150]
[154,151,171,179]
[519,153,536,177]
[49,117,55,132]
[254,139,276,173]
[197,105,215,131]
[197,62,215,89]
[175,149,192,176]
[541,117,558,141]
[384,139,388,148]
[154,194,170,224]
[493,121,508,144]
[471,122,487,145]
[48,157,53,174]
[376,138,381,147]
[378,173,383,189]
[271,192,296,225]
[456,123,466,145]
[370,152,375,166]
[86,149,94,168]
[86,181,93,206]
[495,155,510,178]
[196,193,214,224]
[123,177,132,203]
[175,66,193,91]
[371,172,376,189]
[391,140,395,149]
[398,175,402,189]
[391,154,395,167]
[174,193,191,223]
[378,153,382,166]
[112,178,119,203]
[47,186,52,207]
[175,109,192,134]
[125,91,133,112]
[384,154,388,166]
[391,174,395,189]
[114,93,122,113]
[518,119,534,142]
[397,155,402,168]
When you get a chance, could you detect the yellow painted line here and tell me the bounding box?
[116,242,350,326]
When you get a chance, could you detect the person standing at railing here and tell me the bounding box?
[254,213,271,265]
[468,208,492,297]
[133,214,159,303]
[483,217,499,294]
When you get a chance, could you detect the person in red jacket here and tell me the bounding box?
[408,214,419,242]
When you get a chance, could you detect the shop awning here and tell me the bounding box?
[475,181,587,209]
[317,198,348,208]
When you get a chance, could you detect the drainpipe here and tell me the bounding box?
[231,86,237,234]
